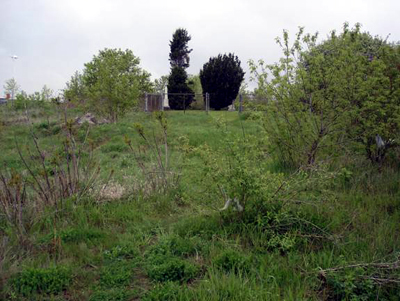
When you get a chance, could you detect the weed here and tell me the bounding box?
[103,243,139,262]
[142,281,182,301]
[212,249,251,274]
[10,266,71,297]
[89,288,136,301]
[146,234,199,258]
[146,256,200,282]
[99,262,134,288]
[39,227,104,244]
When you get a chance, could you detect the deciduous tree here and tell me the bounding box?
[82,48,152,122]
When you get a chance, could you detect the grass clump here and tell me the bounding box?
[146,256,200,283]
[99,262,134,288]
[10,266,71,297]
[89,288,136,301]
[103,243,139,262]
[142,281,183,301]
[212,249,251,274]
[39,227,105,244]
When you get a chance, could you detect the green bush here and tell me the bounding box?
[11,266,71,296]
[325,268,400,301]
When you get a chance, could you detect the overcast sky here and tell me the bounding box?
[1,0,399,95]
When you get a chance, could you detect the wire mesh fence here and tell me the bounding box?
[140,92,268,113]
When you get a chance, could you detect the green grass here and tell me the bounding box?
[0,104,399,300]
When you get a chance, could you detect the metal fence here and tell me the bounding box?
[141,92,268,113]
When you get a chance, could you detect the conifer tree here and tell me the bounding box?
[167,28,194,110]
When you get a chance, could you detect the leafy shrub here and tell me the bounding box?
[212,249,251,274]
[11,266,71,296]
[146,256,199,282]
[142,282,182,301]
[324,267,400,301]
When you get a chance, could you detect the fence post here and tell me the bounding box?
[160,93,164,111]
[239,94,243,114]
[145,92,148,112]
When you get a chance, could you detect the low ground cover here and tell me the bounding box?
[0,104,399,300]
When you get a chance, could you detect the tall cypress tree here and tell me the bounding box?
[167,28,194,110]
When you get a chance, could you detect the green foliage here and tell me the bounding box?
[169,28,192,68]
[200,53,245,110]
[1,107,400,300]
[144,234,201,283]
[168,29,194,110]
[11,266,71,296]
[83,48,152,122]
[249,23,400,166]
[3,78,20,100]
[188,74,204,109]
[100,142,129,153]
[64,71,88,103]
[89,288,134,301]
[146,234,199,258]
[146,256,199,282]
[40,227,104,244]
[324,267,400,300]
[173,214,222,239]
[168,67,194,110]
[154,75,169,94]
[143,282,182,301]
[195,129,284,215]
[99,263,133,288]
[103,243,139,262]
[212,249,251,274]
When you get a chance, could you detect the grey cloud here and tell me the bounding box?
[0,0,399,95]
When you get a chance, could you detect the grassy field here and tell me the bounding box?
[0,104,399,300]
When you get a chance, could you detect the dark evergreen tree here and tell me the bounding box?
[167,67,194,110]
[169,28,192,68]
[168,28,194,110]
[200,53,245,110]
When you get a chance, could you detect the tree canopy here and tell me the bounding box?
[82,48,152,122]
[200,53,245,110]
[169,28,192,68]
[3,78,20,100]
[249,23,400,166]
